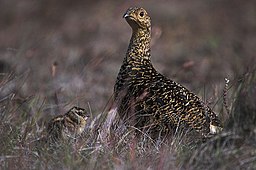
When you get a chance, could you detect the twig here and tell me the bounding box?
[223,77,230,116]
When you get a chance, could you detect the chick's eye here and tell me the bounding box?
[139,11,144,17]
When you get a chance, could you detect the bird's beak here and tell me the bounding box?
[123,13,129,18]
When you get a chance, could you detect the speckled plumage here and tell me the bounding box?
[114,7,222,136]
[46,106,89,142]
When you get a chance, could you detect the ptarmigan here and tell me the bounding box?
[46,106,89,142]
[114,7,222,137]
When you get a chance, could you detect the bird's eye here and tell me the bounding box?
[139,11,144,17]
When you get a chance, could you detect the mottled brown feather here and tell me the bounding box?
[46,106,89,142]
[114,7,222,136]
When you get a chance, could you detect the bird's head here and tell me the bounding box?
[68,106,90,124]
[123,7,151,31]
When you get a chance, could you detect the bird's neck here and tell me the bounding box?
[125,28,151,66]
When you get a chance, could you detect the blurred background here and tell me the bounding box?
[0,0,255,118]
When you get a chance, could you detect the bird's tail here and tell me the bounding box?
[209,123,223,134]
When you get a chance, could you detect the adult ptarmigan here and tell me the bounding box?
[114,7,222,137]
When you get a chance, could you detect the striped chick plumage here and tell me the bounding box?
[114,7,222,137]
[46,106,89,142]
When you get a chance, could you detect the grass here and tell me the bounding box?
[0,68,256,169]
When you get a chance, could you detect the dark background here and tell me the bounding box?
[0,0,255,116]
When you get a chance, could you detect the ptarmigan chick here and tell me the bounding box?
[46,106,89,143]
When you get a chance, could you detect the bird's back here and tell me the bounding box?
[115,62,221,136]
